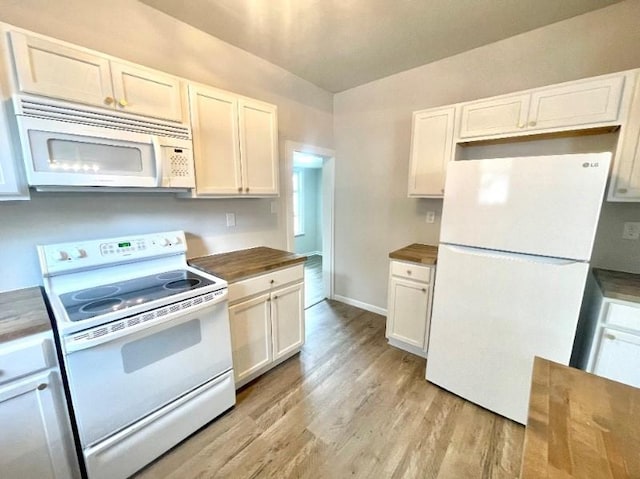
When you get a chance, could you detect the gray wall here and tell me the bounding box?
[333,0,640,309]
[0,0,333,290]
[294,168,322,255]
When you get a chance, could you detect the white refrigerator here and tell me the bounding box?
[425,153,611,424]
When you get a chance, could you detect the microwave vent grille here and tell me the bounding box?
[15,97,191,140]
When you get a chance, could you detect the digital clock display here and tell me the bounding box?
[118,242,131,248]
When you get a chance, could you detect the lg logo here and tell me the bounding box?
[582,162,599,168]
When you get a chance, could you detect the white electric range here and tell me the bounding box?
[39,230,235,479]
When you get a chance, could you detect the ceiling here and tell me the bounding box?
[140,0,622,93]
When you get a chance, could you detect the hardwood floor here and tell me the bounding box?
[304,254,324,308]
[135,300,524,479]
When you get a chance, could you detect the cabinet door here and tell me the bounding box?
[271,282,304,361]
[408,107,455,197]
[386,276,430,349]
[110,61,184,122]
[9,31,114,109]
[609,73,640,201]
[0,69,28,199]
[528,75,624,131]
[229,293,272,384]
[238,98,279,196]
[0,370,78,479]
[459,94,530,138]
[591,328,640,388]
[189,84,242,195]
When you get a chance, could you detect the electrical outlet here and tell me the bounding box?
[425,211,436,224]
[226,213,236,227]
[622,222,640,240]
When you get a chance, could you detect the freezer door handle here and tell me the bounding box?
[443,244,583,266]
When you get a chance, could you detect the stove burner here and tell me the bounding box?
[73,285,121,302]
[79,298,124,314]
[156,271,185,281]
[164,278,201,290]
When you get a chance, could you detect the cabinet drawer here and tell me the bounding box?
[604,302,640,332]
[390,261,431,283]
[228,264,304,303]
[0,335,55,385]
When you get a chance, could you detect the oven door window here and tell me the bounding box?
[65,301,232,447]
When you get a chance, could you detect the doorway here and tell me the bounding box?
[285,141,335,309]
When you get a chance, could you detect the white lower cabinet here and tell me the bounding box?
[386,260,435,358]
[587,299,640,388]
[0,334,79,479]
[228,265,304,388]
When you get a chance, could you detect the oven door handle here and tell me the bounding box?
[64,290,228,354]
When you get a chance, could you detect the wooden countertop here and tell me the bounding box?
[189,247,307,283]
[0,287,52,344]
[520,357,640,478]
[389,243,438,265]
[593,268,640,304]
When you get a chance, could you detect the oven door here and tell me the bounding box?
[16,115,163,188]
[64,296,232,447]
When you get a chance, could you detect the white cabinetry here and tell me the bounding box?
[9,30,185,123]
[386,260,435,357]
[0,333,79,478]
[609,72,640,201]
[228,265,304,388]
[459,74,626,139]
[587,299,640,388]
[188,84,279,197]
[407,106,455,197]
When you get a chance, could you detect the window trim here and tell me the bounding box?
[293,169,305,237]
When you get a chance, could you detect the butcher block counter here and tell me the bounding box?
[189,247,307,283]
[520,357,640,478]
[593,268,640,303]
[0,287,51,344]
[388,243,438,265]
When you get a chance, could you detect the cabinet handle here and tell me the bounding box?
[104,96,114,105]
[37,383,47,391]
[237,187,242,192]
[604,333,616,340]
[407,270,412,275]
[266,297,271,302]
[422,288,427,293]
[118,98,128,107]
[517,123,525,128]
[273,295,278,300]
[529,120,537,127]
[245,187,250,193]
[618,188,628,194]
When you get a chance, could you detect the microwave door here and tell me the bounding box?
[17,116,160,188]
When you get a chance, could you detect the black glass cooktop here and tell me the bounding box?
[60,269,215,322]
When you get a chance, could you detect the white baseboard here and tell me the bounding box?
[333,294,387,316]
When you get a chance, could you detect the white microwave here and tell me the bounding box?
[14,95,195,190]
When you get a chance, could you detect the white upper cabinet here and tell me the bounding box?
[238,98,279,196]
[459,94,530,138]
[408,106,456,197]
[9,30,185,123]
[459,74,626,140]
[188,84,279,197]
[609,72,640,201]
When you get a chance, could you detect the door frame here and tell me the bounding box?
[284,140,335,300]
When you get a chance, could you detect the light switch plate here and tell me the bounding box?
[425,211,436,224]
[226,213,236,227]
[622,222,640,240]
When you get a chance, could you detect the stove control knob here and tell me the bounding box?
[174,236,183,245]
[58,250,70,261]
[162,238,172,247]
[73,248,88,259]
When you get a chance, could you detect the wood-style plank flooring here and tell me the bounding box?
[304,255,324,308]
[135,300,524,479]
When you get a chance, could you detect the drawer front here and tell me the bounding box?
[229,264,304,303]
[0,335,55,385]
[390,261,431,283]
[604,301,640,332]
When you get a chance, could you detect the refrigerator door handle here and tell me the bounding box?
[443,244,583,266]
